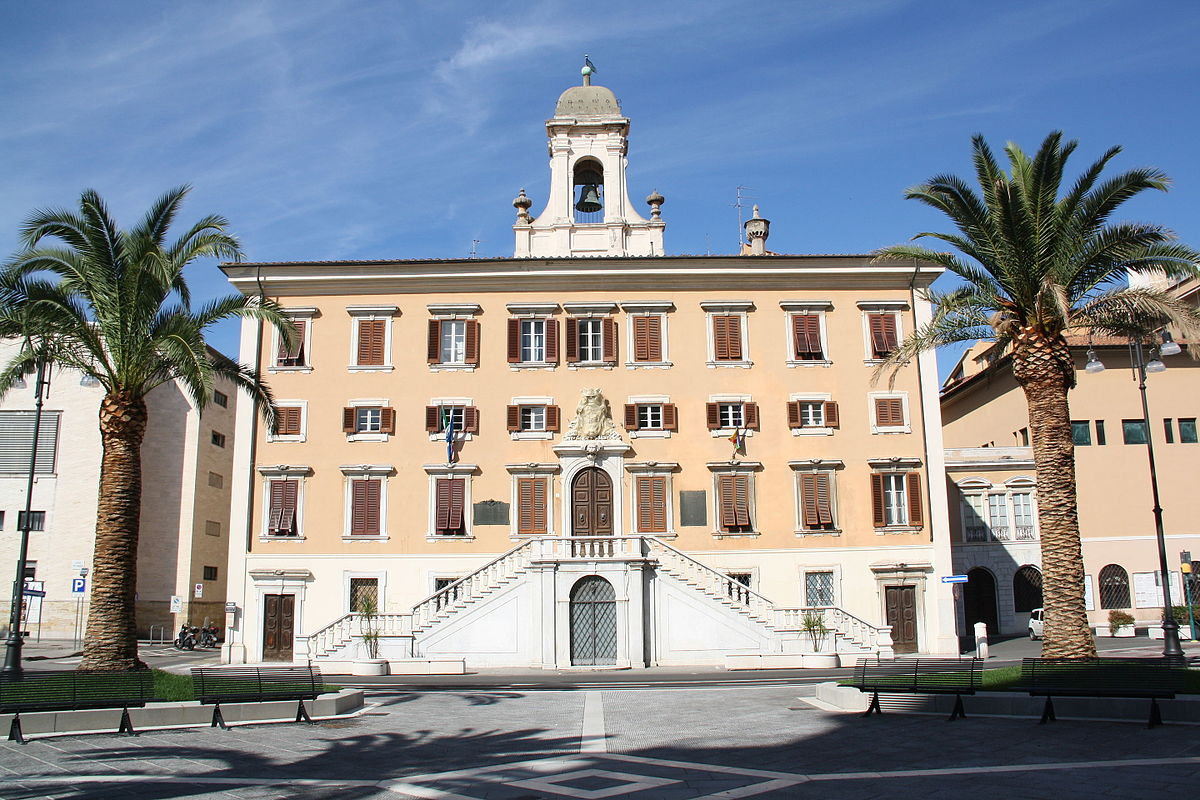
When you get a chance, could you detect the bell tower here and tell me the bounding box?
[514,58,665,258]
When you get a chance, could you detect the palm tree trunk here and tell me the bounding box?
[1013,335,1097,659]
[79,392,147,671]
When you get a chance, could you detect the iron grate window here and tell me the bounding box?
[350,578,379,613]
[805,571,835,606]
[1098,564,1131,609]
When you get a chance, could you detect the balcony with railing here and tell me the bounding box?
[964,524,1037,543]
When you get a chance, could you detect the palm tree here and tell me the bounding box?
[0,186,290,671]
[876,132,1200,659]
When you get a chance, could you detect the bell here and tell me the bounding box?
[575,184,602,213]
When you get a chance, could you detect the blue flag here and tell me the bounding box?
[445,411,456,464]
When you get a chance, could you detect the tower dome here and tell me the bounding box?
[554,85,622,117]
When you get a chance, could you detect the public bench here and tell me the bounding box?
[852,657,982,721]
[1017,657,1188,728]
[0,669,155,744]
[192,665,323,730]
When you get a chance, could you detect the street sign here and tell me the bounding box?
[941,574,969,584]
[194,583,204,599]
[70,578,86,594]
[224,601,237,613]
[170,595,183,613]
[22,588,46,598]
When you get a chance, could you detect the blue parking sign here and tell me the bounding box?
[71,578,86,594]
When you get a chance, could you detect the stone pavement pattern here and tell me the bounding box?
[1,685,1199,799]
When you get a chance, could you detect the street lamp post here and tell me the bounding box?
[2,358,49,677]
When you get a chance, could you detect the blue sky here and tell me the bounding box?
[3,0,1198,376]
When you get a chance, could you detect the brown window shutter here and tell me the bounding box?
[464,406,479,434]
[435,480,451,532]
[871,474,887,528]
[351,480,368,535]
[464,320,479,366]
[716,315,743,360]
[270,479,298,535]
[907,472,923,527]
[602,317,617,362]
[380,407,395,434]
[624,404,639,430]
[637,476,667,533]
[517,478,534,534]
[357,320,385,365]
[546,405,560,431]
[278,319,306,365]
[706,403,720,430]
[733,474,751,527]
[636,477,652,532]
[507,405,521,432]
[869,313,898,358]
[425,406,440,432]
[532,477,547,534]
[268,480,285,532]
[824,401,840,429]
[882,314,898,353]
[427,320,441,363]
[565,317,580,362]
[662,403,678,431]
[743,402,760,430]
[645,316,662,361]
[343,407,357,434]
[876,398,903,426]
[364,479,381,535]
[633,316,650,361]
[787,401,801,429]
[277,407,300,436]
[448,479,465,530]
[712,315,729,360]
[718,475,737,530]
[815,473,833,525]
[506,318,521,363]
[800,474,820,528]
[792,314,822,358]
[544,318,559,364]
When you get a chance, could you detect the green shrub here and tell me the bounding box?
[1171,605,1199,626]
[1108,609,1134,633]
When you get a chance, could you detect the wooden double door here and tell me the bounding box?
[884,585,918,654]
[572,467,613,536]
[262,594,295,661]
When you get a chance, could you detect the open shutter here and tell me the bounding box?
[662,403,678,431]
[869,314,898,358]
[733,475,751,527]
[546,405,560,432]
[427,320,441,363]
[871,474,887,528]
[506,318,521,363]
[706,403,721,430]
[792,314,822,358]
[824,401,840,429]
[343,408,357,434]
[268,481,285,532]
[718,475,737,529]
[907,472,924,527]
[800,474,820,528]
[624,404,639,430]
[278,319,306,365]
[380,407,395,434]
[435,480,451,532]
[463,406,479,434]
[744,402,760,430]
[602,317,617,362]
[447,479,465,530]
[464,320,479,366]
[507,405,521,431]
[787,401,801,428]
[565,318,580,362]
[280,480,298,535]
[425,406,440,432]
[545,318,559,363]
[815,473,833,525]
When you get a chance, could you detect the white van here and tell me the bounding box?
[1028,608,1044,640]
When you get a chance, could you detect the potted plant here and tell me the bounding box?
[353,596,390,676]
[1107,609,1135,638]
[800,610,839,667]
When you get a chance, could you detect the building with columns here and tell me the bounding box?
[219,73,959,671]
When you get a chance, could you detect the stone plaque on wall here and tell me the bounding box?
[473,500,510,526]
[679,490,707,527]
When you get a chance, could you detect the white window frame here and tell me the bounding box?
[269,307,317,373]
[867,391,911,434]
[626,461,679,537]
[506,462,559,538]
[788,459,844,536]
[857,301,906,364]
[266,400,308,443]
[510,395,555,441]
[423,463,477,540]
[620,301,674,369]
[340,464,392,541]
[346,305,399,372]
[627,394,673,439]
[429,573,466,597]
[440,319,468,365]
[882,472,908,527]
[563,302,618,371]
[789,392,834,437]
[344,571,387,614]
[780,300,833,367]
[701,301,754,369]
[257,465,311,541]
[802,566,841,608]
[706,460,762,538]
[427,303,481,372]
[708,393,755,438]
[429,397,474,443]
[507,302,560,371]
[347,397,391,443]
[576,317,605,363]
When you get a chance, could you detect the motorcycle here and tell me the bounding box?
[198,624,220,648]
[173,625,197,650]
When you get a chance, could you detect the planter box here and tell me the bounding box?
[352,659,390,676]
[725,652,841,670]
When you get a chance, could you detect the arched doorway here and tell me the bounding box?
[570,576,617,666]
[963,567,999,636]
[1013,565,1043,612]
[1099,564,1131,609]
[572,467,613,536]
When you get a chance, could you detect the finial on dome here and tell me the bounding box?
[646,189,665,219]
[581,55,597,86]
[752,204,761,218]
[513,188,533,223]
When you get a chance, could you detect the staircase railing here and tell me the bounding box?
[773,606,891,651]
[298,611,412,659]
[645,538,776,623]
[411,538,538,630]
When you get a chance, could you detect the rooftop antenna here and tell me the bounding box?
[469,239,483,259]
[734,186,754,251]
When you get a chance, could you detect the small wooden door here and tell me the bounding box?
[572,468,613,536]
[262,594,295,661]
[885,585,918,654]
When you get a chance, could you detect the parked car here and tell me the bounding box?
[1028,608,1044,640]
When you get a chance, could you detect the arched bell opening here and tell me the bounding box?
[573,159,604,224]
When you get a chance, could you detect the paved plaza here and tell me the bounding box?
[2,681,1200,799]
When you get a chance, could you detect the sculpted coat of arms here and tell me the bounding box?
[564,388,621,440]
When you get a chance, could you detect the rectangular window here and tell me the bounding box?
[791,314,823,360]
[520,405,546,431]
[213,390,229,408]
[355,319,386,366]
[873,397,905,428]
[1012,492,1035,538]
[0,410,61,474]
[787,400,839,430]
[440,407,464,433]
[804,571,835,607]
[521,319,545,362]
[719,403,744,429]
[799,402,825,427]
[516,477,548,535]
[211,431,226,448]
[712,314,743,361]
[350,478,382,536]
[716,474,753,533]
[962,495,987,541]
[1071,420,1092,446]
[276,318,307,367]
[632,316,663,362]
[434,577,459,593]
[208,471,224,489]
[1018,428,1030,446]
[578,318,604,362]
[343,406,394,436]
[275,406,302,437]
[267,480,299,537]
[867,313,899,359]
[871,472,923,528]
[17,511,45,531]
[434,478,467,536]
[706,402,759,430]
[0,511,4,530]
[987,493,1009,538]
[636,475,668,533]
[638,404,663,430]
[349,577,379,613]
[727,572,752,588]
[425,404,478,434]
[440,320,467,364]
[1122,419,1148,444]
[1095,420,1107,445]
[624,403,677,432]
[1164,418,1175,444]
[202,565,218,581]
[798,473,836,530]
[507,404,559,433]
[205,520,221,537]
[1180,418,1198,443]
